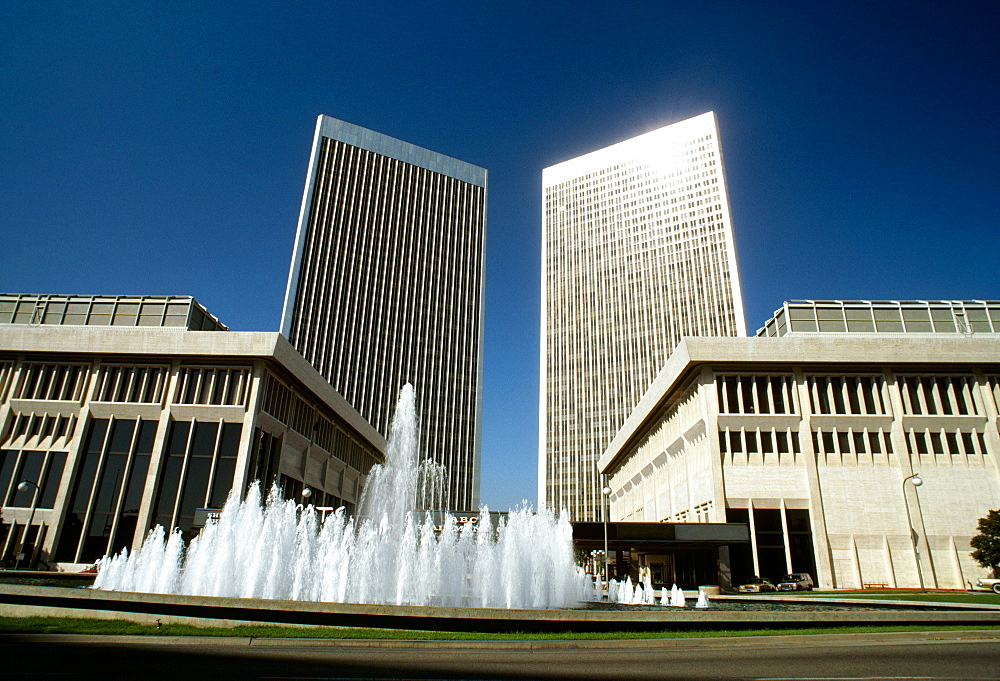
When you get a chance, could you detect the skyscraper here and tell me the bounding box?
[539,111,746,520]
[282,115,486,510]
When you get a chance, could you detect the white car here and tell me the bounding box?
[738,577,776,593]
[974,577,1000,594]
[777,573,815,591]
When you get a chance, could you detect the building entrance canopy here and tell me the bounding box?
[571,521,749,552]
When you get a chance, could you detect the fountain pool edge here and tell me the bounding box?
[0,585,998,633]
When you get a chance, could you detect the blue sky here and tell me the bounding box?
[3,2,998,510]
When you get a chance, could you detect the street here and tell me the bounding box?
[1,630,997,680]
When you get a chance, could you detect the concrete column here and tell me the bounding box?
[233,362,266,493]
[885,367,937,588]
[850,535,862,589]
[40,356,98,559]
[698,367,727,522]
[780,499,793,574]
[910,481,938,588]
[793,368,834,589]
[716,545,733,590]
[884,535,897,587]
[972,370,1000,478]
[135,359,182,544]
[883,369,913,476]
[0,362,12,456]
[950,537,968,590]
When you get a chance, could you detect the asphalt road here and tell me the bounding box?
[1,631,998,680]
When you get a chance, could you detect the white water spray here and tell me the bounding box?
[94,384,587,609]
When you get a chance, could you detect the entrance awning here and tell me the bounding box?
[572,522,749,552]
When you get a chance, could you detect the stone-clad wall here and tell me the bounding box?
[604,348,1000,589]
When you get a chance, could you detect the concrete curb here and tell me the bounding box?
[2,630,1000,649]
[1,584,998,633]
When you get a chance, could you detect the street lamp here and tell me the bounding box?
[901,473,924,592]
[602,483,612,589]
[15,480,40,570]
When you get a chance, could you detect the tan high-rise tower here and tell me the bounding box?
[282,116,486,510]
[539,112,746,520]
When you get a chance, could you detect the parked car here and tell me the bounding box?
[974,577,1000,594]
[777,573,814,591]
[738,577,776,593]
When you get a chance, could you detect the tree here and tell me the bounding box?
[970,509,1000,575]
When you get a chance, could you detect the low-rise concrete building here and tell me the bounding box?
[599,302,1000,590]
[0,295,384,569]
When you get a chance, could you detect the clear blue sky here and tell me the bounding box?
[3,2,998,510]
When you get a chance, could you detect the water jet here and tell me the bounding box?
[94,385,588,609]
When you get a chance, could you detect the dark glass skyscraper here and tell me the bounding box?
[281,116,486,510]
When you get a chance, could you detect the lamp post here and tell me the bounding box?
[901,472,924,592]
[602,483,612,589]
[15,480,40,570]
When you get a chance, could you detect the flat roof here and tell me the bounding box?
[0,293,227,331]
[599,334,1000,473]
[317,115,487,188]
[0,325,385,452]
[542,111,717,187]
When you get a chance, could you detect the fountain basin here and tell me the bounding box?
[1,584,997,634]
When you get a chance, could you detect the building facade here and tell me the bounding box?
[599,304,1000,590]
[281,116,486,510]
[540,112,746,520]
[0,302,384,568]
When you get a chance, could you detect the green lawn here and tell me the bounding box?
[0,616,997,640]
[781,591,1000,606]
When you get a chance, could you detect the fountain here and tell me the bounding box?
[616,576,634,604]
[642,571,654,605]
[630,583,644,605]
[94,385,588,609]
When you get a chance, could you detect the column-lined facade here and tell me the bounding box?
[599,334,1000,590]
[540,112,746,520]
[282,116,486,510]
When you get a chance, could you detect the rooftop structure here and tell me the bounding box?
[0,294,226,332]
[757,300,1000,338]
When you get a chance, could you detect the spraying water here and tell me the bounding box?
[94,384,589,609]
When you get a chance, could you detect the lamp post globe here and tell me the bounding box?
[15,480,40,570]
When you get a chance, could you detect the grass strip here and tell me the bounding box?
[783,592,1000,605]
[0,617,996,640]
